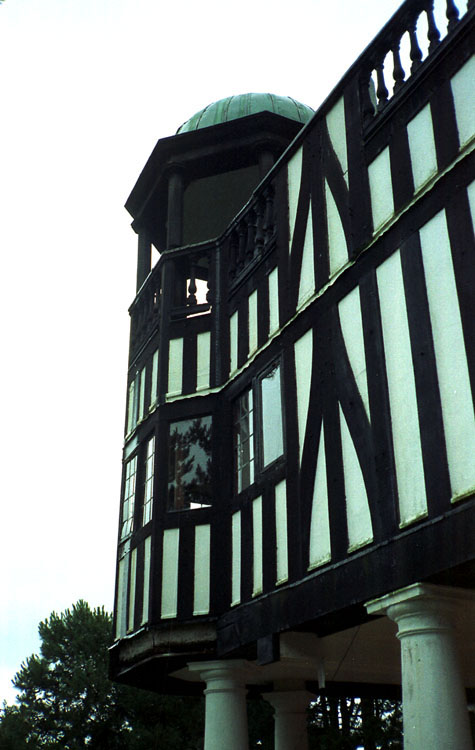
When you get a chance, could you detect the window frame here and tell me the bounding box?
[167,414,213,512]
[233,357,285,495]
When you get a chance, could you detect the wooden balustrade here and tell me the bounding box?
[227,185,275,283]
[360,0,470,126]
[129,264,162,358]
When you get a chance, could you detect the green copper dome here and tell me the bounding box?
[177,93,314,133]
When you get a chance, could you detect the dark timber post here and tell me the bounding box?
[136,227,151,291]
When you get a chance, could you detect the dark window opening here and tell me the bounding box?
[168,416,212,510]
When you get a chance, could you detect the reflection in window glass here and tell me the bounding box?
[121,457,137,538]
[168,417,212,510]
[260,363,284,467]
[142,436,155,525]
[234,390,254,493]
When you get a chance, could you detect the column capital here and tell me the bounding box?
[187,659,254,687]
[366,582,475,624]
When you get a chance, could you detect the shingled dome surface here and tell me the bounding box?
[177,93,314,133]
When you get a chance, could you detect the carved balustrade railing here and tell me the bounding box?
[359,0,473,126]
[129,262,162,360]
[225,183,275,285]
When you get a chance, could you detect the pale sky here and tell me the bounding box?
[0,0,443,706]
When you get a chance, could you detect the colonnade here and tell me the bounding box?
[182,584,473,750]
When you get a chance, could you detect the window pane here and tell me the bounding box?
[234,389,254,493]
[142,436,155,526]
[168,417,212,510]
[121,456,137,538]
[261,364,283,467]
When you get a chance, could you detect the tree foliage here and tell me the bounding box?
[0,601,204,750]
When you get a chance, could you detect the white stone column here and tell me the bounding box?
[188,660,250,750]
[367,583,473,750]
[263,687,313,750]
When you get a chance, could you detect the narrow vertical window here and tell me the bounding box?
[260,363,284,467]
[142,436,155,526]
[138,366,146,423]
[121,456,137,538]
[141,536,152,625]
[151,349,159,407]
[126,366,147,434]
[168,417,212,510]
[126,379,136,434]
[128,547,137,633]
[234,389,254,493]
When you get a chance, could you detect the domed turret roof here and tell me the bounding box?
[177,93,314,133]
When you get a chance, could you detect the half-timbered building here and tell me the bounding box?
[110,2,475,747]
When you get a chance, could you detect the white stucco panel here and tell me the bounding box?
[326,96,348,185]
[193,524,211,615]
[231,511,241,607]
[338,285,370,421]
[252,496,263,596]
[368,146,394,231]
[309,423,332,569]
[297,206,315,309]
[451,55,475,149]
[294,328,313,463]
[407,103,438,192]
[339,404,373,551]
[268,266,280,336]
[161,528,180,619]
[167,338,183,397]
[419,210,475,500]
[288,147,303,251]
[377,251,427,525]
[275,480,289,584]
[326,179,348,277]
[196,331,211,391]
